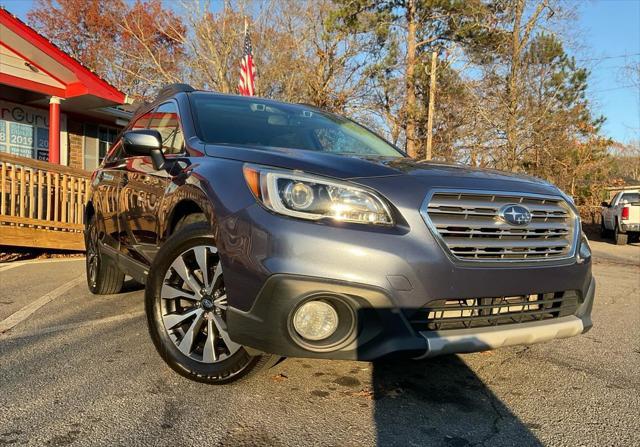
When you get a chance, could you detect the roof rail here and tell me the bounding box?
[156,83,195,99]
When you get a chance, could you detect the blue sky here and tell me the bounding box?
[2,0,639,144]
[574,0,640,145]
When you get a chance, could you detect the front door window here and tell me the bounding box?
[148,102,184,155]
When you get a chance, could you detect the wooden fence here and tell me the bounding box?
[0,153,90,251]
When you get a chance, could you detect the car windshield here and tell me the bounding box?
[190,93,403,157]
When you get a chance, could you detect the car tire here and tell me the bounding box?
[85,214,125,295]
[614,224,628,245]
[145,221,275,384]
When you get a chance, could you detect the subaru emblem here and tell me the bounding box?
[498,204,532,226]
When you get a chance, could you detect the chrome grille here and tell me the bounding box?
[421,190,578,262]
[410,291,580,331]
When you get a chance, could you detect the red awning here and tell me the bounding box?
[0,8,127,106]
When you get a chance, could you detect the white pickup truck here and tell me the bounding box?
[601,190,640,245]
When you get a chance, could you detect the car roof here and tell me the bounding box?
[131,86,321,124]
[188,90,321,111]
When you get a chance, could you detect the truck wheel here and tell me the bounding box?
[614,225,628,245]
[145,221,275,384]
[85,214,125,295]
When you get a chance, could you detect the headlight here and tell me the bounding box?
[578,232,591,261]
[243,165,393,225]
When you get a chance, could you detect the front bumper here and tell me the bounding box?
[417,316,584,359]
[227,274,595,360]
[218,176,594,360]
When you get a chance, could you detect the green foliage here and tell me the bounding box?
[512,32,612,205]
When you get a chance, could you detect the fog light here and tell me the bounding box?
[293,300,339,341]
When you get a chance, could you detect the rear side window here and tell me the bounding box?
[148,102,184,155]
[621,193,639,204]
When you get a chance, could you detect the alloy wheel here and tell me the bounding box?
[160,245,241,363]
[86,222,99,288]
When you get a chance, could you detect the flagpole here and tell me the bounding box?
[238,15,256,97]
[245,16,255,96]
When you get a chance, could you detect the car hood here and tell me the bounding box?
[204,143,562,196]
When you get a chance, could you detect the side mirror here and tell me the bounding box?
[122,130,166,170]
[600,201,609,208]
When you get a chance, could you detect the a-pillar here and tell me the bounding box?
[48,96,61,164]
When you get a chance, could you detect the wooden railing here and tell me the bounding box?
[0,153,90,250]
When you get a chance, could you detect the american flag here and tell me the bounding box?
[238,19,256,96]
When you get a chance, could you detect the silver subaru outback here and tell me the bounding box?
[86,85,595,384]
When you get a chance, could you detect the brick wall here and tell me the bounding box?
[67,120,84,170]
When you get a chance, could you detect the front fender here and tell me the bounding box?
[157,175,216,243]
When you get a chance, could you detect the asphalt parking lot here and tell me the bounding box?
[0,239,638,447]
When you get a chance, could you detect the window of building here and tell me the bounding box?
[0,100,64,162]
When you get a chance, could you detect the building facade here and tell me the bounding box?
[0,8,131,171]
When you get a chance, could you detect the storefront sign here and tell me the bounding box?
[0,100,66,162]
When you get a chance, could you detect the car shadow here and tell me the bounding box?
[371,355,542,446]
[120,277,146,293]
